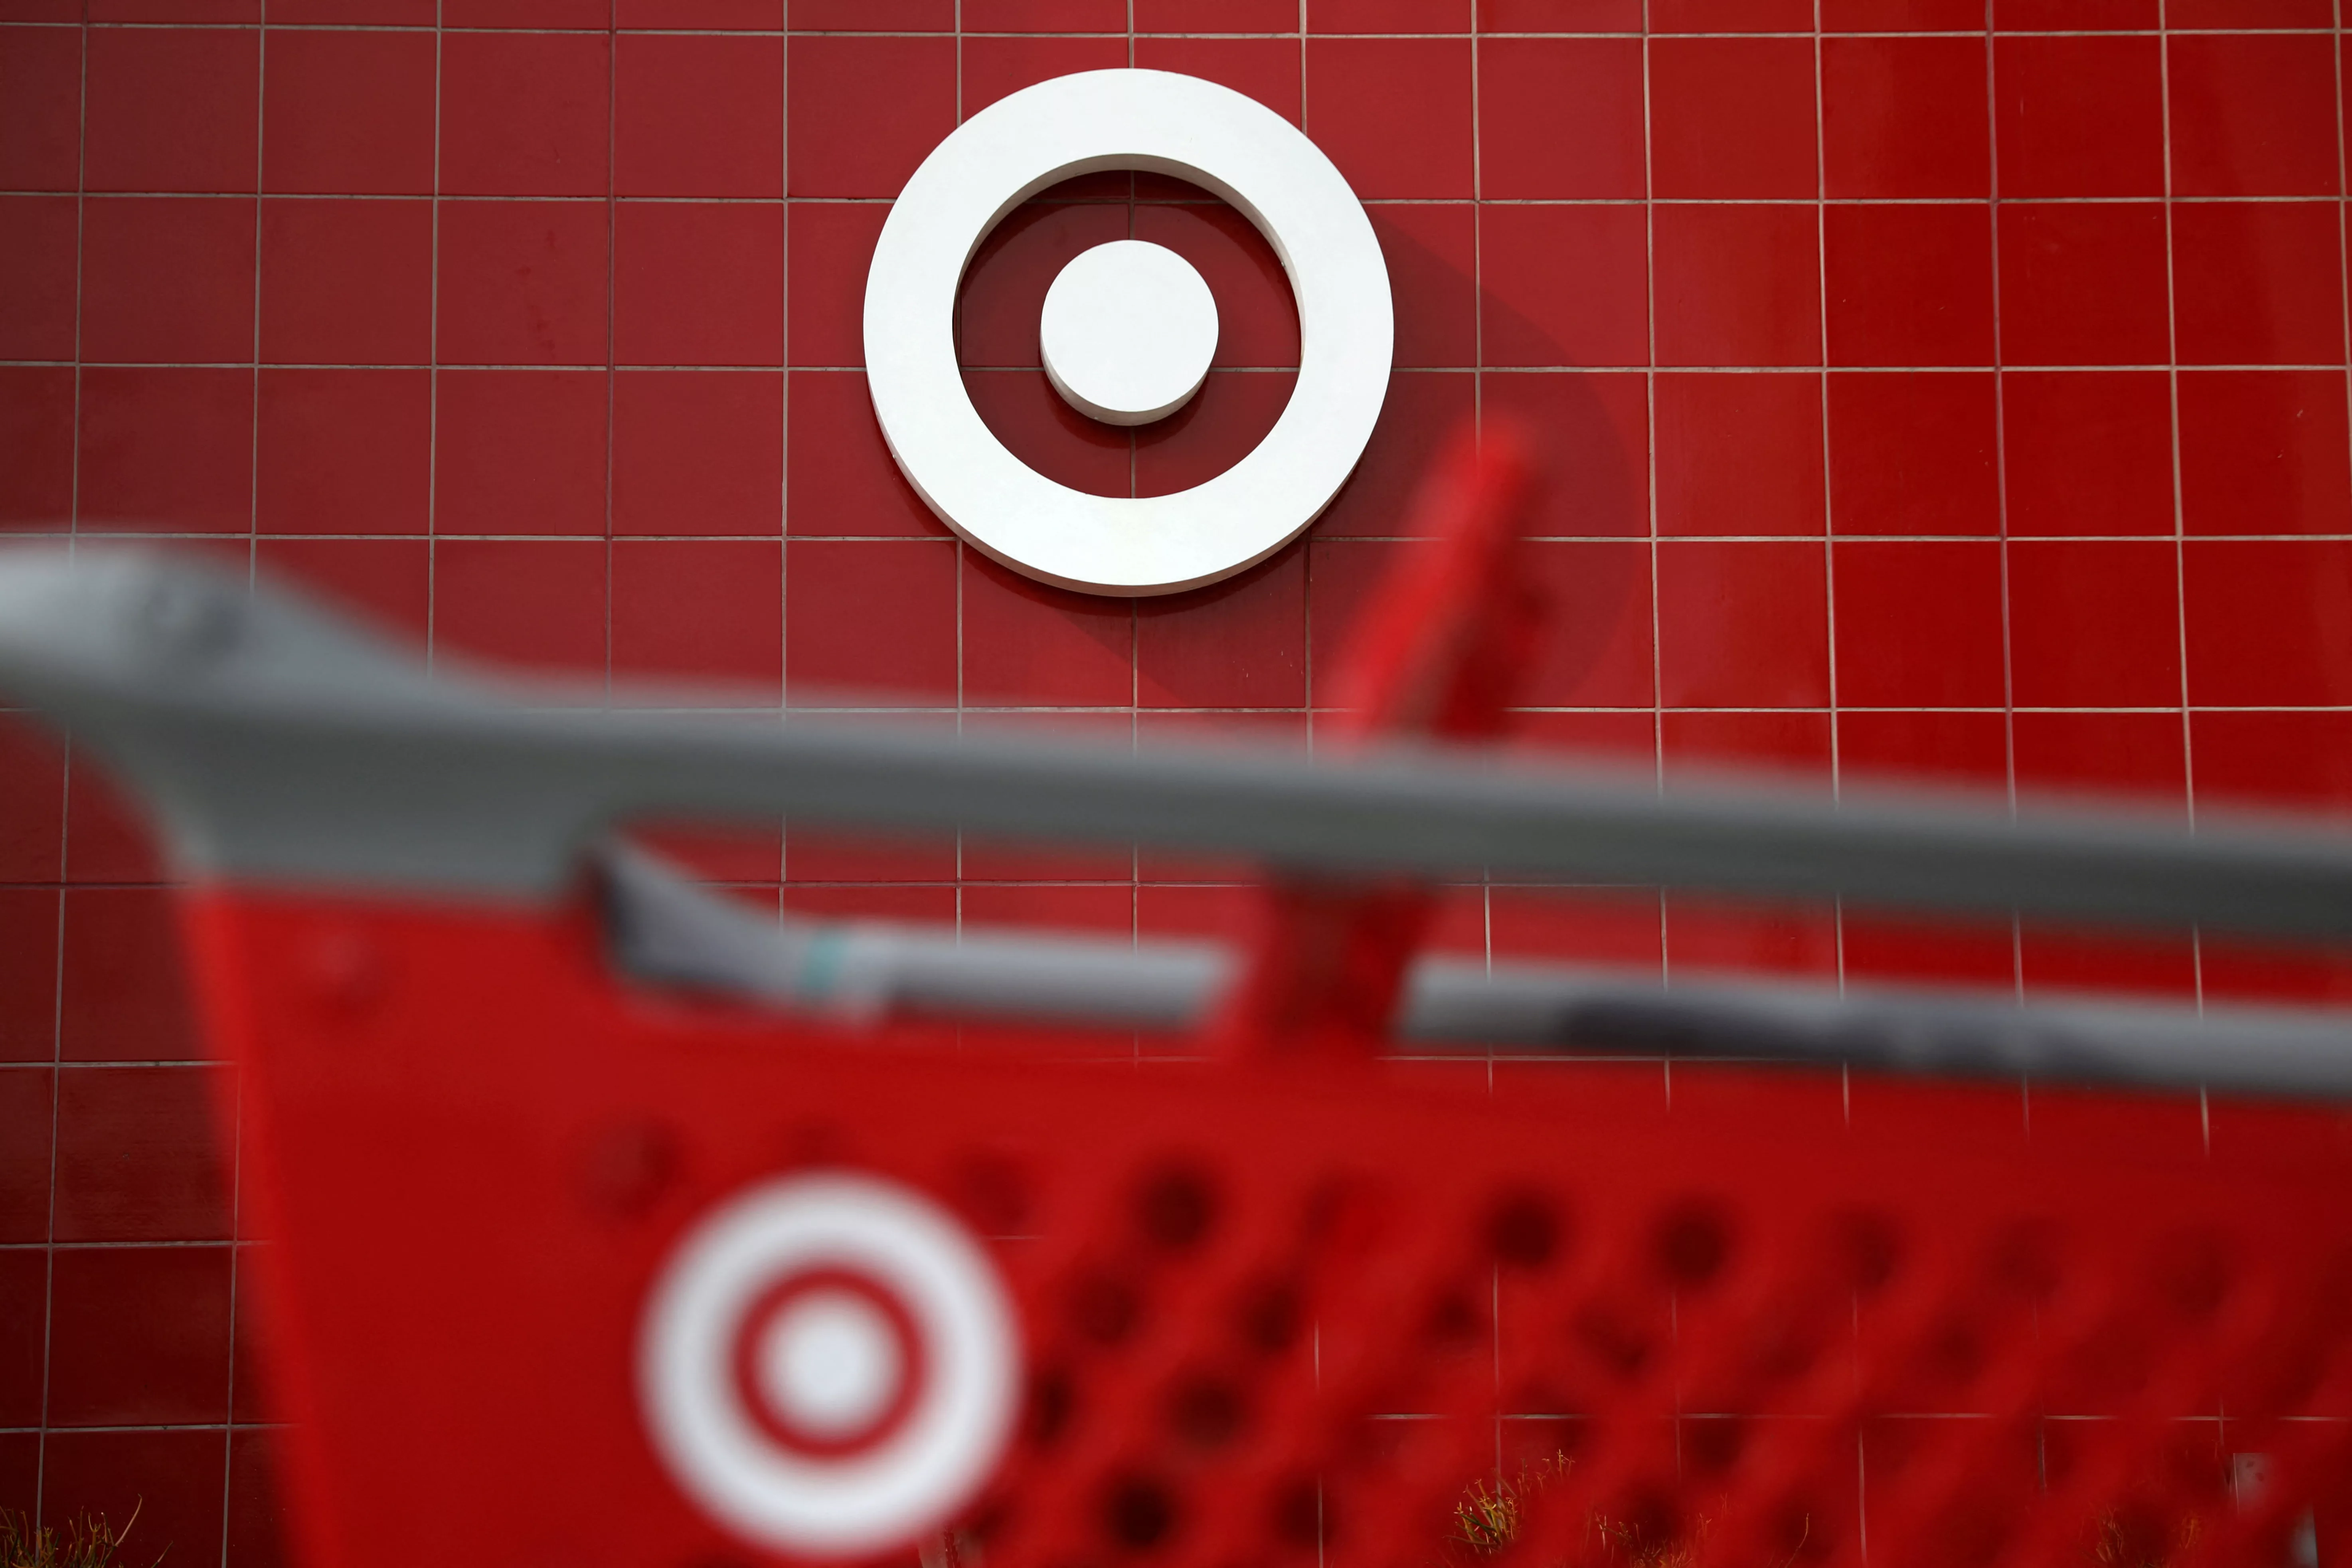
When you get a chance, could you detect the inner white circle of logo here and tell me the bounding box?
[638,1172,1021,1557]
[863,68,1394,597]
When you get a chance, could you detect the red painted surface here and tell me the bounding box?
[4,2,2352,1562]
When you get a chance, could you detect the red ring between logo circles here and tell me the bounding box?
[729,1267,927,1461]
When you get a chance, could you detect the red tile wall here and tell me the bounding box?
[3,2,2350,1560]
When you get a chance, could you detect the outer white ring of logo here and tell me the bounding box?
[638,1173,1020,1557]
[863,68,1394,597]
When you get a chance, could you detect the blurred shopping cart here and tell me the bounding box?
[5,434,2352,1568]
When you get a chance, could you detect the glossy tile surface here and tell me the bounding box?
[3,3,2350,1556]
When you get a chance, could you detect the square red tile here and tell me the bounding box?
[789,204,889,368]
[1133,203,1298,370]
[440,31,609,197]
[1992,0,2156,23]
[1823,36,1990,200]
[1480,0,1644,22]
[262,29,435,195]
[1136,551,1306,709]
[615,203,783,367]
[46,1245,232,1425]
[1656,540,1830,708]
[790,0,954,24]
[2168,0,2330,20]
[1302,38,1473,199]
[965,0,1126,28]
[89,0,256,13]
[1308,0,1471,30]
[1649,37,1817,200]
[257,369,431,535]
[788,372,949,539]
[434,370,609,537]
[1482,370,1649,539]
[1656,373,1825,538]
[1992,34,2164,198]
[0,368,75,528]
[81,197,257,364]
[1654,205,1820,368]
[1824,205,1994,368]
[259,199,433,364]
[256,537,431,641]
[1315,370,1475,537]
[2168,33,2338,199]
[2006,540,2180,708]
[0,27,81,190]
[1832,540,2005,707]
[1995,204,2168,367]
[85,27,258,193]
[1518,540,1653,707]
[1662,712,1834,789]
[42,1431,225,1568]
[449,6,609,32]
[960,554,1133,706]
[1136,371,1296,496]
[433,538,607,678]
[963,35,1129,116]
[1476,37,1644,200]
[2171,202,2345,367]
[2001,372,2173,537]
[959,200,1130,370]
[53,1064,229,1242]
[2192,710,2352,815]
[786,540,960,699]
[0,196,75,362]
[1132,37,1302,126]
[787,35,956,199]
[614,371,782,537]
[62,750,170,888]
[2183,540,2352,707]
[1844,911,2016,990]
[1839,708,2008,789]
[1370,205,1479,369]
[1822,0,1987,26]
[1487,886,1661,969]
[1481,204,1647,369]
[59,888,196,1063]
[437,200,610,367]
[0,889,58,1065]
[2178,371,2352,537]
[0,718,63,883]
[2013,711,2185,811]
[77,368,253,534]
[1651,0,1811,29]
[617,33,783,199]
[1827,372,1998,536]
[612,540,782,697]
[275,0,436,17]
[1666,897,1840,979]
[1305,538,1398,684]
[1140,0,1297,26]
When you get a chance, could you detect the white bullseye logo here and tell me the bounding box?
[863,69,1394,596]
[638,1173,1020,1557]
[1041,239,1219,427]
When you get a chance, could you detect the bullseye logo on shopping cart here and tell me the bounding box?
[863,69,1394,597]
[638,1173,1021,1557]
